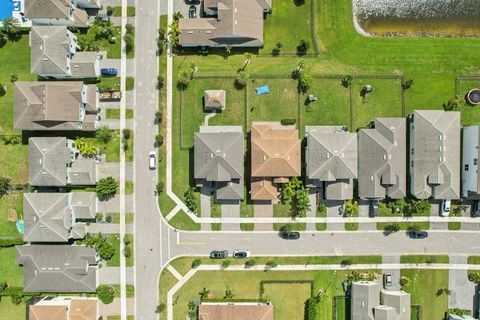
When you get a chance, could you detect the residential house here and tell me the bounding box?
[14,81,99,131]
[462,125,480,199]
[251,122,301,201]
[29,296,100,320]
[24,192,96,243]
[16,245,98,292]
[358,118,407,200]
[25,0,101,27]
[204,90,226,111]
[30,26,100,79]
[179,0,268,47]
[306,126,357,200]
[198,302,273,320]
[29,137,98,187]
[194,126,244,201]
[351,281,410,320]
[447,315,478,320]
[409,110,461,200]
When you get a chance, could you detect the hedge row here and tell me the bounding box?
[0,237,23,247]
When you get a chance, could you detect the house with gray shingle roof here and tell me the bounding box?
[306,126,357,200]
[30,26,100,79]
[25,0,101,27]
[16,245,98,293]
[24,192,96,243]
[358,118,407,200]
[14,81,99,131]
[194,126,244,201]
[409,110,460,200]
[29,137,98,187]
[462,125,480,199]
[179,0,266,47]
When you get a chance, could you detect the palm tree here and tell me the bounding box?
[173,11,183,21]
[198,287,209,300]
[242,52,252,70]
[3,18,20,35]
[9,73,17,83]
[177,70,190,90]
[0,32,7,47]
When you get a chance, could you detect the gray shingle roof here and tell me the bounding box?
[194,126,244,182]
[358,118,407,200]
[16,245,97,293]
[216,179,243,200]
[25,0,72,20]
[68,159,97,185]
[71,52,99,78]
[29,137,70,187]
[409,110,461,199]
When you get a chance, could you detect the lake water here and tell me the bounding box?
[353,0,480,37]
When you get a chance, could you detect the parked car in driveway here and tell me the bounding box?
[281,231,300,240]
[440,199,451,217]
[148,151,157,170]
[210,250,228,259]
[185,0,199,4]
[409,230,428,239]
[369,200,380,217]
[101,68,117,76]
[472,201,480,217]
[233,250,250,259]
[189,5,197,18]
[383,273,392,288]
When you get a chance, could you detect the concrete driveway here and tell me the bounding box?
[382,255,401,291]
[97,195,134,213]
[98,162,134,180]
[221,201,240,231]
[448,256,476,311]
[100,58,135,77]
[254,201,273,231]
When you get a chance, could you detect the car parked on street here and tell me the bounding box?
[189,5,197,18]
[440,199,451,217]
[101,68,117,76]
[233,250,250,259]
[210,250,228,259]
[148,151,157,170]
[409,230,428,239]
[383,273,392,288]
[281,231,300,240]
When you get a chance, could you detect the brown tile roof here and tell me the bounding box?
[251,178,278,200]
[199,303,273,320]
[69,299,98,320]
[251,123,301,178]
[29,305,67,320]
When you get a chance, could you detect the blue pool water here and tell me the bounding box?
[16,220,24,234]
[0,0,14,20]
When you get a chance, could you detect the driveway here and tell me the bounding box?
[448,255,475,311]
[98,162,134,180]
[358,199,375,231]
[98,195,134,213]
[254,201,273,231]
[98,267,135,285]
[200,187,212,230]
[173,0,195,18]
[306,189,317,231]
[326,200,344,231]
[100,58,135,77]
[221,201,240,231]
[382,255,401,291]
[99,298,135,318]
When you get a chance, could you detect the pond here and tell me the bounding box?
[353,0,480,37]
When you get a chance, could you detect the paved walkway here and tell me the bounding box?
[254,202,273,231]
[98,267,135,285]
[448,255,475,311]
[382,255,401,291]
[99,298,135,318]
[97,195,134,213]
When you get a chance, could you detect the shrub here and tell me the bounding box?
[0,176,11,197]
[124,235,131,245]
[105,215,112,223]
[221,260,231,269]
[96,177,118,198]
[0,237,23,247]
[297,39,310,54]
[95,126,112,144]
[123,129,131,140]
[266,260,277,268]
[184,187,198,214]
[191,259,201,268]
[383,223,400,234]
[9,73,17,82]
[245,259,256,268]
[97,285,115,304]
[158,75,165,89]
[10,295,23,305]
[123,245,131,257]
[306,297,317,320]
[95,212,103,221]
[341,75,352,88]
[155,111,163,123]
[156,303,167,313]
[0,84,6,97]
[235,71,249,88]
[340,258,352,266]
[155,134,164,147]
[177,70,190,90]
[156,181,165,194]
[280,119,296,126]
[298,72,313,92]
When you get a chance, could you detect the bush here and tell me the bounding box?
[156,303,167,313]
[298,72,313,93]
[0,237,23,247]
[184,187,198,214]
[0,176,11,197]
[155,111,163,123]
[122,129,131,140]
[158,76,165,89]
[80,233,116,260]
[10,295,22,305]
[96,126,112,144]
[297,39,310,54]
[156,181,165,194]
[123,245,132,257]
[306,297,317,320]
[245,259,256,268]
[235,71,249,88]
[340,258,352,266]
[96,177,118,198]
[124,235,132,246]
[221,260,231,269]
[280,119,296,126]
[192,259,201,268]
[266,260,277,268]
[155,134,164,147]
[95,212,103,221]
[106,215,112,223]
[97,285,115,304]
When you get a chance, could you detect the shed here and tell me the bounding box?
[204,90,226,111]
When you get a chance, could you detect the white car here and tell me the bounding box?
[440,199,451,217]
[233,250,251,259]
[148,151,157,170]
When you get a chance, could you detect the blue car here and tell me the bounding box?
[101,68,117,76]
[409,230,428,239]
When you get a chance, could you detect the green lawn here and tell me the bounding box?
[106,108,134,119]
[158,268,178,319]
[111,6,136,17]
[0,144,29,184]
[376,222,431,231]
[401,269,449,320]
[458,78,480,125]
[467,256,480,264]
[106,234,121,267]
[334,296,350,320]
[448,222,461,230]
[125,180,134,195]
[0,247,24,287]
[0,192,23,237]
[113,284,135,297]
[400,255,449,264]
[113,212,134,224]
[0,300,25,320]
[263,282,311,320]
[99,77,135,91]
[169,211,201,231]
[85,130,120,162]
[125,233,134,267]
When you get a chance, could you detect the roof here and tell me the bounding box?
[204,90,226,110]
[251,178,278,200]
[68,159,97,185]
[179,0,264,47]
[16,245,97,293]
[351,281,381,320]
[380,290,411,320]
[194,126,244,182]
[69,299,98,320]
[25,0,72,20]
[29,137,70,186]
[14,81,87,131]
[29,305,67,320]
[251,123,301,178]
[198,303,273,320]
[71,52,99,78]
[216,180,244,200]
[410,110,461,199]
[358,118,407,200]
[30,26,73,76]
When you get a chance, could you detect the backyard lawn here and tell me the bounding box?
[0,300,25,320]
[0,192,23,237]
[263,282,311,320]
[0,247,24,287]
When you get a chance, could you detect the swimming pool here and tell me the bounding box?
[0,0,14,20]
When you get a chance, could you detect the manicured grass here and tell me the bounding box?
[240,186,254,231]
[448,222,461,230]
[124,129,134,162]
[125,233,134,267]
[0,247,24,287]
[334,296,350,320]
[113,212,134,224]
[316,203,327,231]
[106,108,134,119]
[126,77,135,91]
[86,130,120,162]
[0,192,23,237]
[169,211,201,231]
[0,300,26,320]
[93,26,122,59]
[263,282,311,320]
[107,316,134,320]
[344,222,358,231]
[158,268,178,319]
[467,256,480,264]
[99,77,135,91]
[211,197,222,231]
[0,144,29,184]
[112,6,136,17]
[458,78,480,125]
[400,269,449,320]
[261,0,313,55]
[113,284,135,297]
[106,234,121,267]
[0,36,37,134]
[400,255,449,264]
[125,180,134,195]
[273,223,306,231]
[376,222,431,231]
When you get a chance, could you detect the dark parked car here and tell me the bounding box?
[210,250,228,259]
[472,201,480,217]
[369,200,380,217]
[281,231,300,240]
[185,0,199,4]
[233,250,250,259]
[409,230,428,239]
[189,5,197,18]
[101,68,117,76]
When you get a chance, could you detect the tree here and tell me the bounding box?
[9,73,17,82]
[279,224,293,234]
[444,95,462,111]
[221,260,231,269]
[190,62,198,77]
[383,223,400,234]
[407,224,420,235]
[75,137,98,157]
[124,33,134,52]
[105,215,112,223]
[306,297,317,320]
[158,75,165,89]
[468,272,480,284]
[173,11,183,21]
[245,259,256,268]
[272,42,283,56]
[266,260,278,269]
[168,20,180,48]
[155,111,163,123]
[2,18,20,35]
[224,287,235,299]
[125,23,134,35]
[98,239,115,260]
[156,303,167,313]
[0,32,7,47]
[198,287,210,300]
[341,75,352,88]
[96,212,103,221]
[95,126,112,144]
[177,70,191,90]
[96,177,118,198]
[156,181,165,194]
[187,300,197,319]
[184,187,198,213]
[297,39,310,54]
[235,71,249,89]
[292,59,306,79]
[97,285,115,304]
[399,276,411,288]
[281,177,302,202]
[292,186,310,217]
[403,79,414,90]
[298,72,313,93]
[0,83,6,97]
[408,199,431,216]
[191,258,201,268]
[0,176,11,197]
[453,204,467,216]
[155,134,164,147]
[340,258,352,266]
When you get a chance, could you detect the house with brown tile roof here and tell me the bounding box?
[198,302,273,320]
[29,296,99,320]
[250,122,301,200]
[179,0,266,47]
